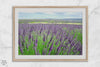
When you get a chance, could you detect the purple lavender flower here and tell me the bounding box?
[22,35,25,43]
[20,48,23,54]
[49,41,54,52]
[19,38,22,47]
[48,35,53,44]
[34,38,38,46]
[36,38,38,43]
[26,44,30,49]
[40,28,42,34]
[55,40,59,45]
[23,29,25,36]
[57,46,61,51]
[29,34,31,40]
[30,27,33,32]
[43,34,45,42]
[57,44,62,51]
[35,43,37,46]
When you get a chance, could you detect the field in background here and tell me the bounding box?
[19,18,82,23]
[27,22,82,25]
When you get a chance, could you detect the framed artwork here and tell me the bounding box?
[13,6,88,61]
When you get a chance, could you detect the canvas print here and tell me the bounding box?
[18,11,82,55]
[13,6,88,61]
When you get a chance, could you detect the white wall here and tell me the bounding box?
[0,0,100,67]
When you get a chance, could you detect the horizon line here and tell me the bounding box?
[19,18,82,20]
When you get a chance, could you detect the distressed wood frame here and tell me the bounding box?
[12,6,88,61]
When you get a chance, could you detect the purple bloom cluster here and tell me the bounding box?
[18,24,82,55]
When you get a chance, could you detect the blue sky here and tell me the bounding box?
[18,12,82,19]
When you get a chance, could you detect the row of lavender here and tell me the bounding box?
[18,24,82,55]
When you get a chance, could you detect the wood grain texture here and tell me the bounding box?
[12,6,88,61]
[86,7,88,61]
[13,7,15,61]
[13,6,88,8]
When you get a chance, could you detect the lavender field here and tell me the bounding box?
[18,23,82,55]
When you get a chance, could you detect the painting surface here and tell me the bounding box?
[18,11,82,55]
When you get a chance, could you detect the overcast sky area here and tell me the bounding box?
[18,12,82,19]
